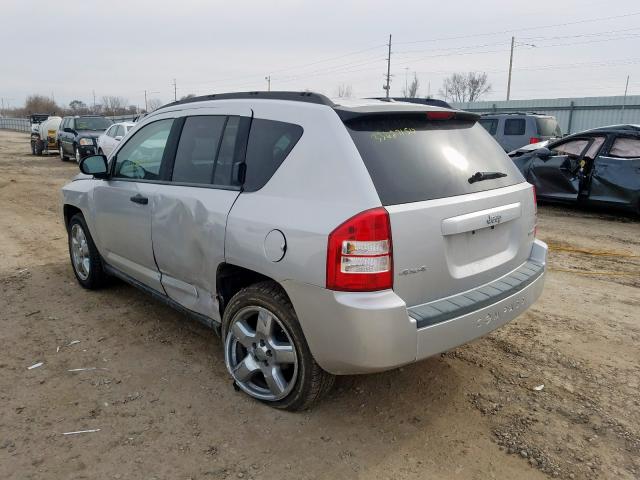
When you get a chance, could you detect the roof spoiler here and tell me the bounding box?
[336,108,480,123]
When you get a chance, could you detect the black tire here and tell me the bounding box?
[59,143,68,161]
[31,141,36,155]
[222,281,334,411]
[67,213,107,289]
[35,141,43,156]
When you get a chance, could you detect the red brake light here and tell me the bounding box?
[326,208,393,292]
[529,137,541,144]
[426,111,455,121]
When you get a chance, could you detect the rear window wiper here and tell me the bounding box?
[468,171,507,184]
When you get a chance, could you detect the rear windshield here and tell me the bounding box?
[345,115,524,205]
[535,117,561,137]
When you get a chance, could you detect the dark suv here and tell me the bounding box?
[58,115,113,163]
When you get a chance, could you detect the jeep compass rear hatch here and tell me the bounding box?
[342,109,536,308]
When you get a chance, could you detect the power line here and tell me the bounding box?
[393,11,640,46]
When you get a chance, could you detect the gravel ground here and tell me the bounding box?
[0,130,638,480]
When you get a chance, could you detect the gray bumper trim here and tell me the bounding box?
[408,260,544,329]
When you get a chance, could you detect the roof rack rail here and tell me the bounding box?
[160,91,336,110]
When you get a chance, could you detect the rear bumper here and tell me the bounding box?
[283,239,547,375]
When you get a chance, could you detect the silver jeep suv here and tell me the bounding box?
[62,92,547,410]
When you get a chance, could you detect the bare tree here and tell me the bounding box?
[146,98,163,112]
[180,94,196,101]
[402,73,420,98]
[24,94,59,115]
[335,84,353,98]
[69,100,89,114]
[439,72,491,103]
[101,96,129,116]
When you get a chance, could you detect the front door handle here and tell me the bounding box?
[130,194,148,205]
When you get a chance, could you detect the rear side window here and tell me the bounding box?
[504,118,525,136]
[535,117,561,137]
[346,116,524,205]
[479,118,498,135]
[172,116,226,184]
[609,137,640,158]
[243,119,303,192]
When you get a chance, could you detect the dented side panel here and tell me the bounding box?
[151,184,240,321]
[588,156,640,209]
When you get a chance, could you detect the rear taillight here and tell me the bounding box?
[529,137,541,144]
[326,208,393,292]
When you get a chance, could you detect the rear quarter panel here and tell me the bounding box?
[225,102,381,288]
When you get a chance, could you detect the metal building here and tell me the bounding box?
[451,95,640,135]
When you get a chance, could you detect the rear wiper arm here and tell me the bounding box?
[468,171,507,184]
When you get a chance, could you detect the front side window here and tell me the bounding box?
[115,125,125,137]
[479,118,498,135]
[171,116,226,184]
[608,137,640,158]
[535,117,561,137]
[551,139,590,158]
[113,119,173,180]
[504,118,525,136]
[105,125,116,137]
[243,118,303,192]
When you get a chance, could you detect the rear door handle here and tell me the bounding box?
[130,194,148,205]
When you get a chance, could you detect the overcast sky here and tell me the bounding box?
[2,0,639,109]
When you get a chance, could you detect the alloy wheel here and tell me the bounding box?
[75,146,81,163]
[225,306,298,401]
[70,224,90,281]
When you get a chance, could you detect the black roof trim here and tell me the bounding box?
[480,112,548,117]
[160,91,336,110]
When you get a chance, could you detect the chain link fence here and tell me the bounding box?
[0,117,31,132]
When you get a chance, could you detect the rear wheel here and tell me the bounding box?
[68,214,107,289]
[59,143,68,161]
[222,281,334,411]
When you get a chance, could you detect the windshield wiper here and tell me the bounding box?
[468,171,507,184]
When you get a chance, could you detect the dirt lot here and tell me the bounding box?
[0,129,638,480]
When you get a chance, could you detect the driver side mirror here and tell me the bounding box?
[536,147,552,159]
[64,127,75,134]
[79,154,109,179]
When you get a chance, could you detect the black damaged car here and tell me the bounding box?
[511,125,640,214]
[57,115,113,163]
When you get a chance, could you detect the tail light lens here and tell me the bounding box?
[326,208,393,291]
[529,137,541,144]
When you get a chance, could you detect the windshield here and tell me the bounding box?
[74,117,113,131]
[345,115,524,205]
[535,117,561,137]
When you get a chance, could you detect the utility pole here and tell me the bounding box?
[383,34,392,99]
[506,36,515,101]
[92,90,96,112]
[621,74,630,122]
[404,67,409,97]
[172,78,177,101]
[144,90,148,112]
[265,75,271,92]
